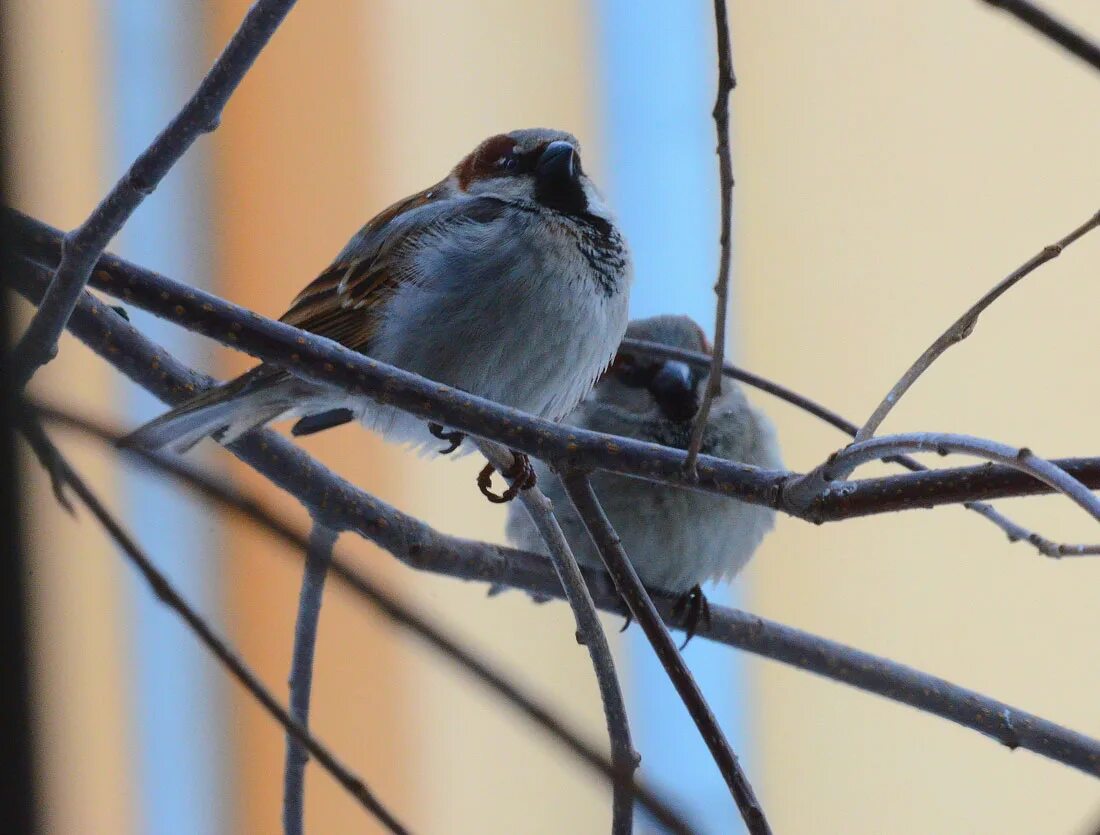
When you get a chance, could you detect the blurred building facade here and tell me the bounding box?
[9,1,1100,833]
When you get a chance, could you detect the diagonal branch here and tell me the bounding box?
[18,419,409,835]
[684,0,738,476]
[560,471,771,835]
[626,337,1100,555]
[977,0,1100,73]
[855,208,1100,442]
[11,0,299,389]
[34,403,1100,782]
[12,263,1100,781]
[36,405,691,834]
[284,520,337,835]
[475,441,637,835]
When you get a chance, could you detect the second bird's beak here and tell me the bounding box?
[649,360,700,423]
[536,141,578,184]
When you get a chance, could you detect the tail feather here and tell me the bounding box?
[121,366,295,453]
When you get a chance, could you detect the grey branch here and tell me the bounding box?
[684,0,738,475]
[37,405,692,834]
[977,0,1100,73]
[11,0,299,389]
[18,419,409,835]
[475,441,638,835]
[624,337,1100,555]
[561,472,771,835]
[8,240,1100,780]
[855,209,1100,442]
[284,520,337,835]
[9,212,1099,521]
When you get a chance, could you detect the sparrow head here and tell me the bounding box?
[452,128,608,220]
[597,315,711,424]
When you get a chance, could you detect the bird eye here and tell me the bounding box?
[496,154,518,172]
[611,353,656,388]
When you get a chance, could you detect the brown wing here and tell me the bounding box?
[279,184,445,353]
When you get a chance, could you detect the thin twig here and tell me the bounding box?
[978,0,1100,72]
[32,403,1100,780]
[284,521,337,835]
[684,0,738,476]
[625,337,1100,555]
[561,471,771,835]
[785,432,1100,533]
[18,419,409,835]
[6,235,1100,521]
[35,406,690,834]
[855,209,1100,442]
[475,440,638,835]
[10,0,299,389]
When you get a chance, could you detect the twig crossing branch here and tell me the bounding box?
[11,0,299,389]
[685,0,738,476]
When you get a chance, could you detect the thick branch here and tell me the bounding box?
[684,0,738,474]
[561,471,771,834]
[978,0,1100,72]
[11,257,1100,780]
[11,0,299,388]
[10,213,1099,522]
[19,420,409,834]
[475,441,637,835]
[856,209,1100,441]
[284,521,337,835]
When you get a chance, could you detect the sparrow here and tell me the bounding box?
[505,315,782,639]
[122,129,632,499]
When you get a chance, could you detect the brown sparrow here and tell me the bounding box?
[123,129,633,498]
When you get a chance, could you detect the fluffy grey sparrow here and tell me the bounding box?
[506,315,781,634]
[123,128,632,498]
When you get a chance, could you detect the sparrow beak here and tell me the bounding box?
[536,141,578,184]
[649,360,700,423]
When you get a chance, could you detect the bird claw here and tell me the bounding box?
[477,453,536,503]
[428,422,465,455]
[671,585,711,648]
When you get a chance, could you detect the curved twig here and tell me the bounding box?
[19,419,409,834]
[561,471,771,835]
[855,209,1100,442]
[11,0,300,389]
[624,338,1100,555]
[284,521,337,835]
[475,441,638,835]
[684,0,738,476]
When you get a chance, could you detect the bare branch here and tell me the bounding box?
[684,0,738,476]
[18,419,409,834]
[7,224,1100,520]
[856,209,1100,442]
[786,432,1100,532]
[626,337,1100,555]
[284,520,337,835]
[11,0,299,389]
[560,471,771,835]
[36,404,1100,781]
[37,405,692,834]
[977,0,1100,73]
[475,441,637,835]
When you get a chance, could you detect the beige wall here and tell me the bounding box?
[734,2,1100,832]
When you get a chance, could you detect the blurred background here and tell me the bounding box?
[7,0,1100,832]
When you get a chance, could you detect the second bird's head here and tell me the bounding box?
[452,128,609,220]
[595,315,711,424]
